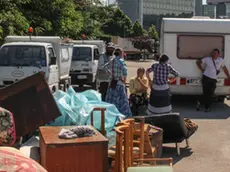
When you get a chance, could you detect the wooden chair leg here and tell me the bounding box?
[186,139,189,148]
[175,143,180,156]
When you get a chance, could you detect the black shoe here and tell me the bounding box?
[204,108,211,112]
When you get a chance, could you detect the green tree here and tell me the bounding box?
[148,24,158,40]
[0,0,29,42]
[132,21,147,37]
[102,8,133,37]
[21,0,83,38]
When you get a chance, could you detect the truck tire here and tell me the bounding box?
[92,80,97,90]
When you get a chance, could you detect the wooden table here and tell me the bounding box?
[39,126,108,172]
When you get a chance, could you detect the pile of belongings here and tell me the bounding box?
[58,126,96,139]
[49,86,125,146]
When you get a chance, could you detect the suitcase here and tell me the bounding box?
[39,126,108,172]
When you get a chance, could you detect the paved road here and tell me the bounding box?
[126,60,230,172]
[74,60,230,172]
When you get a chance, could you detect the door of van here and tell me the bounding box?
[92,48,99,74]
[47,46,59,85]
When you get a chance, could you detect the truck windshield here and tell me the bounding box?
[0,45,46,67]
[72,47,92,61]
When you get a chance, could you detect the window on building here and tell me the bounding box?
[177,35,224,59]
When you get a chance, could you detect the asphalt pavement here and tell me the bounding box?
[74,59,230,172]
[126,60,230,172]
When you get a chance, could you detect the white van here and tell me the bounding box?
[0,36,72,91]
[70,44,100,89]
[160,18,230,100]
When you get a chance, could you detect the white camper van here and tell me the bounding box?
[0,36,73,91]
[161,18,230,100]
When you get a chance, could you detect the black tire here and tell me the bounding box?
[217,96,225,102]
[92,80,97,90]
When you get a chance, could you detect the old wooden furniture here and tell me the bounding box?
[39,126,108,172]
[114,125,130,172]
[109,118,145,167]
[139,124,163,158]
[0,72,61,138]
[91,107,106,136]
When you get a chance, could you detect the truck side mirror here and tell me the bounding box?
[50,57,57,65]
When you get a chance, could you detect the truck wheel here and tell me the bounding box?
[52,86,56,93]
[92,80,97,90]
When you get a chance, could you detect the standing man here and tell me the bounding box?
[196,48,230,112]
[97,43,115,101]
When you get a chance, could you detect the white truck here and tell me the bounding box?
[160,18,230,101]
[0,36,73,92]
[69,40,105,89]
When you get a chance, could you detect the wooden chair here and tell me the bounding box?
[109,124,131,172]
[127,158,173,172]
[115,117,145,166]
[90,107,106,136]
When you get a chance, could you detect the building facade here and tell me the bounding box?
[143,0,195,16]
[117,0,143,25]
[202,4,216,18]
[143,0,195,31]
[195,0,203,16]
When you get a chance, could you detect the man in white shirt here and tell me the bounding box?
[96,43,115,101]
[196,48,230,112]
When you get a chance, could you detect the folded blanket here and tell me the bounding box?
[58,126,96,139]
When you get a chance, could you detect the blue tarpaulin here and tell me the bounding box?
[48,86,125,146]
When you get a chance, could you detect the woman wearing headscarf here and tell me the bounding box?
[146,54,179,114]
[104,48,132,117]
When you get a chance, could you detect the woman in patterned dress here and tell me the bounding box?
[105,48,132,117]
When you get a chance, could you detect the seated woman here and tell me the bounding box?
[129,67,149,96]
[129,67,149,116]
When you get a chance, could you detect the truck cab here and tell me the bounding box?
[70,44,100,89]
[0,36,73,91]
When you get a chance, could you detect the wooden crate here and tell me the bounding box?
[39,126,108,172]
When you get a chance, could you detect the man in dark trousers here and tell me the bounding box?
[97,43,115,101]
[196,48,230,112]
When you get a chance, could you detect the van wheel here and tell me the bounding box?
[92,80,97,90]
[217,96,225,102]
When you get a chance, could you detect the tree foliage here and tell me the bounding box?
[21,0,83,38]
[0,0,135,42]
[132,21,147,37]
[148,24,158,40]
[0,0,29,41]
[102,8,133,38]
[130,36,154,53]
